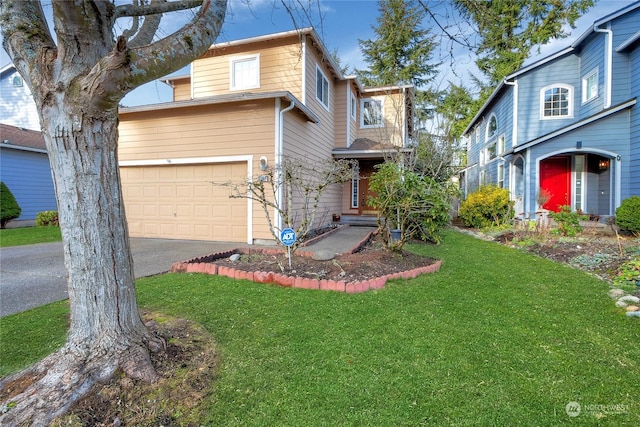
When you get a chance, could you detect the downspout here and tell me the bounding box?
[275,98,296,232]
[504,80,518,147]
[594,23,612,108]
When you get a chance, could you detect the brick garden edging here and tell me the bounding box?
[170,244,442,294]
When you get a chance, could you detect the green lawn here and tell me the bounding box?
[1,230,638,425]
[0,226,61,247]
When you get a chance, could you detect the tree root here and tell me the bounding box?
[0,336,163,426]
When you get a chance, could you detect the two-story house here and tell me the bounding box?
[460,1,639,219]
[0,64,41,131]
[118,28,413,243]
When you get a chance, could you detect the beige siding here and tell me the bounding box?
[356,91,406,147]
[192,38,304,100]
[118,99,279,241]
[333,80,348,148]
[172,79,191,101]
[348,82,359,147]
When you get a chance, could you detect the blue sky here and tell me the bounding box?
[0,0,633,107]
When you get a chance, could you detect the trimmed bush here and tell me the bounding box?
[35,210,59,227]
[549,205,587,237]
[0,181,22,228]
[458,185,514,228]
[616,196,640,235]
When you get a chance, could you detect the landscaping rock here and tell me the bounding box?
[625,305,639,312]
[229,254,241,262]
[619,295,640,303]
[626,311,640,318]
[615,300,628,308]
[608,288,626,299]
[311,250,335,261]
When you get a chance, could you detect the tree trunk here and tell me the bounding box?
[0,102,162,426]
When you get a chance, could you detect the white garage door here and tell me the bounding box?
[120,162,248,242]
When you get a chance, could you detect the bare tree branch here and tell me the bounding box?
[115,0,203,18]
[128,0,164,47]
[0,0,55,93]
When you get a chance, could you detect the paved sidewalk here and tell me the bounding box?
[301,226,376,256]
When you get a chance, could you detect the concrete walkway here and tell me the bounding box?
[0,226,376,317]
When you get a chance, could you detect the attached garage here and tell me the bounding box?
[120,159,250,243]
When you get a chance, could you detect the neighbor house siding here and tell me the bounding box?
[0,69,40,131]
[192,38,304,100]
[629,47,640,197]
[0,148,57,219]
[578,34,605,118]
[516,55,580,144]
[171,78,191,101]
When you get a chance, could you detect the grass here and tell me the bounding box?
[0,226,61,247]
[1,230,639,425]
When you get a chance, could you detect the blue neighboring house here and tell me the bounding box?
[460,2,639,219]
[0,124,57,222]
[0,64,41,131]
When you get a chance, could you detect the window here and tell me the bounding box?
[230,55,260,90]
[582,69,598,103]
[350,93,357,120]
[12,74,23,87]
[497,134,505,155]
[487,143,497,161]
[351,164,360,208]
[361,98,383,128]
[540,84,573,119]
[486,114,497,139]
[316,66,330,109]
[498,163,505,188]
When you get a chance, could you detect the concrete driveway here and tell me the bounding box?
[0,238,239,317]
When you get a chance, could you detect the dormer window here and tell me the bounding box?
[361,98,383,128]
[540,84,573,119]
[486,114,497,139]
[12,74,23,87]
[230,54,260,91]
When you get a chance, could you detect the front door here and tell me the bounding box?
[359,160,378,215]
[540,156,571,212]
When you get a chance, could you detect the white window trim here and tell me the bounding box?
[581,68,598,104]
[486,114,498,140]
[229,54,260,91]
[360,97,384,128]
[315,65,330,111]
[350,92,357,121]
[540,84,574,120]
[497,134,505,156]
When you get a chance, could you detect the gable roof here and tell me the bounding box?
[463,1,640,135]
[0,124,47,153]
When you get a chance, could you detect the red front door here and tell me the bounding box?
[540,156,571,212]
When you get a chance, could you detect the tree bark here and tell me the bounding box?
[0,0,227,424]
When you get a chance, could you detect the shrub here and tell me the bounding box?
[36,210,59,227]
[458,185,514,228]
[616,196,640,235]
[0,181,22,228]
[549,205,587,237]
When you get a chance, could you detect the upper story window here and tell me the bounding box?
[316,65,330,110]
[582,68,598,103]
[497,134,505,155]
[486,114,497,139]
[12,74,23,87]
[361,98,384,128]
[540,84,573,119]
[350,93,357,121]
[230,54,260,90]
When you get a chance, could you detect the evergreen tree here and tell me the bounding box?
[0,181,21,228]
[357,0,438,88]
